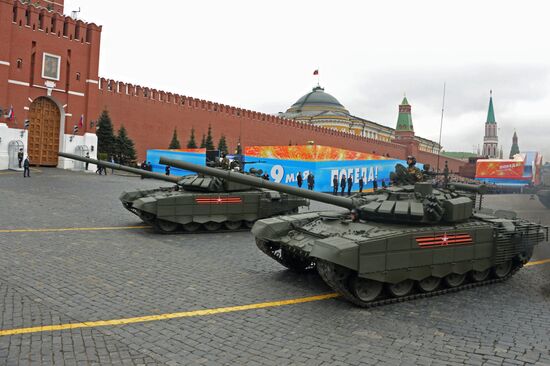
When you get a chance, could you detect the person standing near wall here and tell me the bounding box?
[297,172,303,188]
[85,152,90,171]
[332,175,338,195]
[340,174,346,196]
[347,175,353,196]
[17,148,24,168]
[359,176,364,192]
[372,179,378,191]
[23,156,30,177]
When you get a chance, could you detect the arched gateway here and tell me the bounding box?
[28,97,61,166]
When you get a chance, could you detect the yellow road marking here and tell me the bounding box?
[0,225,150,233]
[0,293,339,337]
[525,258,550,267]
[0,260,548,337]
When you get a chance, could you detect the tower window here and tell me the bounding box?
[63,19,68,36]
[25,8,30,26]
[51,16,56,33]
[38,13,44,29]
[12,4,17,22]
[16,59,23,69]
[75,24,80,40]
[76,72,80,81]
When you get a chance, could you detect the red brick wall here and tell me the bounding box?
[96,78,464,171]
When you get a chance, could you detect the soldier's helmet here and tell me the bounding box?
[406,155,417,167]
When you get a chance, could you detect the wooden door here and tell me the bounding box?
[28,97,61,166]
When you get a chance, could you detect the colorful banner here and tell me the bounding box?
[146,149,206,176]
[475,153,543,186]
[245,145,389,161]
[246,157,405,193]
[475,160,525,179]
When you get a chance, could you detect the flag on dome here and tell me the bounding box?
[313,69,319,75]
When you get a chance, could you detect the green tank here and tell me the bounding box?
[58,152,308,233]
[162,157,548,307]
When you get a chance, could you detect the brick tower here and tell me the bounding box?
[509,131,520,158]
[482,91,498,158]
[393,96,418,157]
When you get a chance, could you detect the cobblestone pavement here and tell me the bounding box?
[1,168,549,366]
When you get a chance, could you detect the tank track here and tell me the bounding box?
[256,239,316,271]
[316,259,522,308]
[124,207,302,234]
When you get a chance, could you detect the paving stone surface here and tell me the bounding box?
[0,168,549,365]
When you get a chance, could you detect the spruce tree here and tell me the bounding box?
[96,110,116,159]
[186,127,197,148]
[217,135,228,154]
[169,128,181,149]
[200,133,206,148]
[115,125,137,165]
[204,124,215,150]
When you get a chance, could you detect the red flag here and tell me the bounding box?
[313,69,319,76]
[78,114,84,128]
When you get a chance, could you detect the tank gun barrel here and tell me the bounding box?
[448,182,488,195]
[159,157,355,210]
[58,152,181,183]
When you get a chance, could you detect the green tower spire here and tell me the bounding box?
[396,96,414,132]
[509,131,520,158]
[486,90,496,124]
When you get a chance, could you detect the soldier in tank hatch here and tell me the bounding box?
[406,155,423,182]
[332,175,338,195]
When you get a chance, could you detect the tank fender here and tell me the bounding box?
[132,197,158,214]
[310,237,359,271]
[251,212,320,241]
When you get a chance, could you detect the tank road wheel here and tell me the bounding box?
[387,280,414,297]
[182,222,200,232]
[204,222,222,231]
[139,212,156,225]
[443,273,466,288]
[470,269,490,282]
[350,277,383,302]
[417,276,441,293]
[154,219,179,233]
[280,248,316,272]
[493,261,513,279]
[223,221,242,230]
[245,221,255,229]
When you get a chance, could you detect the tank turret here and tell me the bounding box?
[59,152,308,233]
[161,156,547,308]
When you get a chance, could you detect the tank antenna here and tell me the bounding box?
[436,82,446,172]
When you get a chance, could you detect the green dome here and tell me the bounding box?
[286,86,349,114]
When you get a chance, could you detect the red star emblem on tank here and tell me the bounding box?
[415,232,473,248]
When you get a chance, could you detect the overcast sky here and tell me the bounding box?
[65,0,550,158]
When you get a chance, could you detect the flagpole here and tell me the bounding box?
[436,82,446,173]
[317,67,320,86]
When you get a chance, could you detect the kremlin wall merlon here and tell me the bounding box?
[0,0,463,171]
